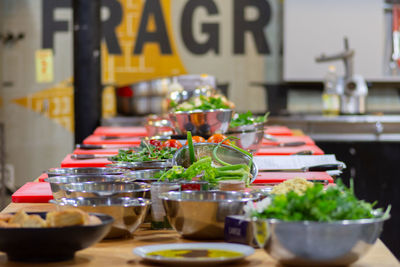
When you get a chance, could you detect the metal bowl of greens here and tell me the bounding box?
[172,143,257,185]
[249,182,390,266]
[169,109,233,136]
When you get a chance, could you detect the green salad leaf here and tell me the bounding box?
[175,95,230,111]
[230,111,269,128]
[251,180,389,221]
[109,141,177,162]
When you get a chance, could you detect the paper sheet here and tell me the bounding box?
[254,155,346,171]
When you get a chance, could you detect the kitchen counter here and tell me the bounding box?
[0,202,399,266]
[268,115,400,141]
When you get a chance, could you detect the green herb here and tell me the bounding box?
[252,180,390,221]
[187,131,196,164]
[230,111,269,128]
[175,95,230,111]
[110,141,177,162]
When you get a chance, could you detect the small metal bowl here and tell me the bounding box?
[50,197,151,239]
[228,122,265,153]
[46,167,127,177]
[125,169,164,183]
[169,109,233,135]
[251,213,390,266]
[60,182,150,199]
[45,175,136,200]
[173,143,258,183]
[160,191,260,239]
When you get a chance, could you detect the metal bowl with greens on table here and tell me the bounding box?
[246,179,391,266]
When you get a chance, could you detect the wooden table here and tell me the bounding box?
[1,203,398,266]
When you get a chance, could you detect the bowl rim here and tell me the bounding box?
[59,181,151,193]
[44,175,132,184]
[159,190,260,202]
[50,197,152,207]
[46,167,127,175]
[251,213,390,225]
[170,108,233,114]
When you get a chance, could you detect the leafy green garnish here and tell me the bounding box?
[230,111,269,128]
[175,95,230,111]
[252,180,389,221]
[110,141,177,162]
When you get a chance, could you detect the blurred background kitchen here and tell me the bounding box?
[1,0,400,258]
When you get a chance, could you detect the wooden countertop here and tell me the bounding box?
[0,203,399,266]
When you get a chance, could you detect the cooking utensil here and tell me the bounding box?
[251,212,389,266]
[60,182,150,199]
[173,143,258,183]
[76,144,131,150]
[169,109,233,135]
[160,191,260,239]
[291,150,314,155]
[125,169,163,183]
[71,154,114,160]
[51,197,151,239]
[263,141,306,148]
[0,212,113,262]
[107,161,172,170]
[263,133,279,142]
[46,167,127,177]
[259,163,343,172]
[227,126,264,153]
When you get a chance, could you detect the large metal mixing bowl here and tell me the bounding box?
[169,109,233,135]
[50,197,151,239]
[125,169,163,183]
[46,167,126,177]
[60,182,150,199]
[160,191,260,239]
[251,214,389,266]
[45,175,136,200]
[173,143,258,183]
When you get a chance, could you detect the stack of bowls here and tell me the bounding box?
[45,167,152,239]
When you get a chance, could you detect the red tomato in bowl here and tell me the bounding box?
[149,139,162,147]
[161,139,183,149]
[207,134,231,145]
[185,136,206,145]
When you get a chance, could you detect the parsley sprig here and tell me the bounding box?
[110,141,177,162]
[230,111,269,128]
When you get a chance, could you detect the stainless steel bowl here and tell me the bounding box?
[173,143,258,183]
[50,197,151,239]
[160,191,260,239]
[45,175,136,200]
[60,182,150,199]
[169,109,233,135]
[46,167,126,177]
[107,161,172,170]
[227,128,264,153]
[125,169,163,183]
[251,214,390,266]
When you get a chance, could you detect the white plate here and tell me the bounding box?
[133,242,254,265]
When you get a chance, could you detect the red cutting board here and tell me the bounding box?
[264,126,293,136]
[37,173,48,182]
[93,126,147,137]
[61,154,112,168]
[255,145,324,156]
[262,135,315,145]
[254,172,334,184]
[74,148,121,155]
[12,182,53,203]
[83,135,142,145]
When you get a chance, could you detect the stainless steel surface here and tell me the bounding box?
[268,115,400,141]
[45,175,136,200]
[51,197,151,238]
[46,167,127,177]
[169,109,233,135]
[252,215,389,266]
[60,182,150,199]
[228,123,265,153]
[173,143,258,183]
[107,161,172,170]
[125,169,163,183]
[145,119,174,137]
[160,191,260,239]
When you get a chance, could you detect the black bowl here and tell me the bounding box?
[0,212,113,262]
